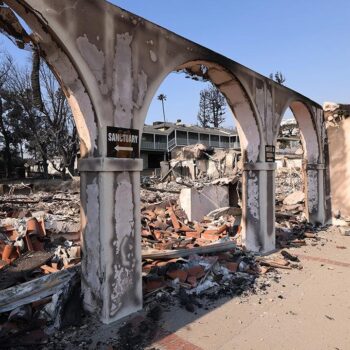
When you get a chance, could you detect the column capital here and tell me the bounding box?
[243,162,277,171]
[303,163,326,170]
[78,157,143,172]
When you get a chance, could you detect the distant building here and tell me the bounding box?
[277,118,302,155]
[141,120,240,169]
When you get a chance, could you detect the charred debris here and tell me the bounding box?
[0,144,344,347]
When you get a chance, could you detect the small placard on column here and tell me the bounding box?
[265,145,275,162]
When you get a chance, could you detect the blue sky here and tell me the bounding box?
[111,0,350,126]
[3,1,350,127]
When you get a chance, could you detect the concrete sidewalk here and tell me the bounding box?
[150,227,350,350]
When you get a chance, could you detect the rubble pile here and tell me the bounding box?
[142,252,260,313]
[0,188,81,269]
[0,186,81,347]
[161,143,240,181]
[275,166,303,200]
[0,187,80,219]
[0,152,336,347]
[138,146,332,314]
[141,203,239,252]
[140,177,183,206]
[275,215,323,249]
[139,141,313,310]
[140,197,313,314]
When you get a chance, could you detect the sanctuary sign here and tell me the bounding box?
[107,126,139,158]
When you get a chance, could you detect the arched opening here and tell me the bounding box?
[141,68,238,176]
[140,60,263,294]
[275,100,322,247]
[275,107,304,214]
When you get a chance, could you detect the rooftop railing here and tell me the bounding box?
[140,133,240,151]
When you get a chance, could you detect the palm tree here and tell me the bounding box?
[157,93,167,123]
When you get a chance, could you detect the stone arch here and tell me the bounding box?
[2,0,329,325]
[276,99,325,223]
[139,59,274,254]
[278,100,321,164]
[139,59,262,163]
[3,0,98,157]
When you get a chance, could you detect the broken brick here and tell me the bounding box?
[201,231,220,241]
[193,238,213,247]
[186,275,197,287]
[166,268,188,283]
[154,207,166,216]
[304,232,316,238]
[167,206,181,230]
[187,265,205,279]
[195,223,204,234]
[258,266,270,274]
[2,244,14,261]
[272,258,289,266]
[225,262,238,272]
[24,233,34,251]
[185,231,201,239]
[144,277,166,293]
[4,226,19,241]
[143,210,157,221]
[31,236,45,251]
[154,242,174,250]
[26,217,39,233]
[142,229,151,238]
[153,230,163,240]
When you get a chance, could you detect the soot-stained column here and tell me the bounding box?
[303,162,326,225]
[79,158,143,324]
[242,162,276,254]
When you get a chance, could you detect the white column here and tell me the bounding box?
[241,162,276,253]
[303,162,326,224]
[79,158,143,324]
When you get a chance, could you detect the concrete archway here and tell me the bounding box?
[175,60,262,163]
[140,59,277,254]
[1,0,330,324]
[277,100,326,224]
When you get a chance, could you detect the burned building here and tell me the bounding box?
[141,121,240,170]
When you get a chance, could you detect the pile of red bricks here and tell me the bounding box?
[0,216,81,273]
[141,204,239,251]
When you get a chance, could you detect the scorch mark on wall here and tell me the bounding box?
[110,173,136,317]
[83,178,101,312]
[247,171,259,220]
[113,33,133,128]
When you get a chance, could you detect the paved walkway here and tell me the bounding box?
[150,227,350,350]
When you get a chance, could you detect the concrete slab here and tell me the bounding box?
[179,185,229,221]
